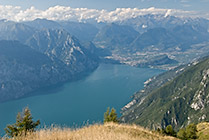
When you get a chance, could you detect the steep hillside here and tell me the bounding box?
[121,56,209,130]
[4,123,178,140]
[0,40,70,102]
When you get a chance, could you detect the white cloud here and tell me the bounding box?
[0,5,208,22]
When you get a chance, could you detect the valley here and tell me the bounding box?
[0,14,209,103]
[0,6,209,139]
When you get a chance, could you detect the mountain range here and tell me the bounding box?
[0,14,209,102]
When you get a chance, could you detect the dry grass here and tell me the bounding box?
[2,123,179,140]
[197,122,209,140]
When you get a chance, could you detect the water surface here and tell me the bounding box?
[0,64,164,135]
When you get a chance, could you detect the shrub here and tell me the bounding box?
[177,123,198,140]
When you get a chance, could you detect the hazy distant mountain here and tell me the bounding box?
[130,28,176,52]
[131,24,209,52]
[93,23,139,51]
[121,56,209,130]
[0,19,35,42]
[119,14,209,33]
[58,21,99,42]
[93,19,209,68]
[23,18,63,30]
[23,19,99,42]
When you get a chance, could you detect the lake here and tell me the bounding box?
[0,64,164,135]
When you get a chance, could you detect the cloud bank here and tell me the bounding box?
[0,5,208,22]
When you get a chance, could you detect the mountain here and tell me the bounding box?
[0,15,209,101]
[0,28,99,102]
[119,14,209,34]
[58,21,99,42]
[26,29,98,74]
[23,18,62,30]
[131,24,209,52]
[23,19,99,42]
[0,40,70,102]
[121,56,209,130]
[93,23,139,51]
[1,17,209,69]
[93,21,209,69]
[130,28,176,52]
[0,20,35,42]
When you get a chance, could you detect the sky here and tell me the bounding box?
[0,0,208,12]
[0,0,208,22]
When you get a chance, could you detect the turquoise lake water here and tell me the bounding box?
[0,64,164,135]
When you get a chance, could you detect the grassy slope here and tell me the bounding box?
[3,123,178,140]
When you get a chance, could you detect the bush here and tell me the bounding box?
[165,125,176,137]
[5,107,40,137]
[177,123,198,140]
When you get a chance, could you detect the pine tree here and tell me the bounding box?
[109,108,119,123]
[104,107,119,123]
[5,107,40,137]
[104,107,110,123]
